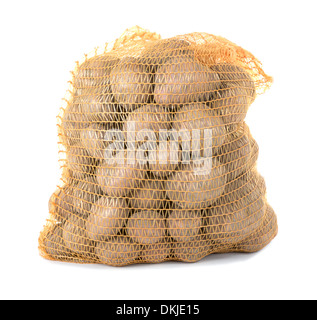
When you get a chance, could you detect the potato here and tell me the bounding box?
[60,104,89,146]
[95,236,141,266]
[62,215,95,258]
[204,171,266,245]
[86,196,129,241]
[67,55,121,126]
[72,87,119,123]
[49,186,75,222]
[127,210,166,245]
[249,135,259,170]
[43,224,72,259]
[173,234,211,262]
[141,238,172,263]
[49,175,100,221]
[66,144,96,179]
[96,153,145,197]
[216,132,259,190]
[229,135,259,180]
[129,179,166,210]
[154,55,221,105]
[212,64,256,125]
[148,141,181,178]
[80,123,108,160]
[74,54,119,90]
[218,168,266,209]
[165,159,227,210]
[172,103,226,154]
[69,175,101,216]
[167,208,203,243]
[123,104,172,143]
[80,122,122,160]
[140,39,192,82]
[141,38,191,66]
[110,57,152,111]
[216,122,252,181]
[235,204,278,252]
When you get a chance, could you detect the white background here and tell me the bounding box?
[1,0,316,300]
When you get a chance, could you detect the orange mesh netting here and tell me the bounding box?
[38,26,277,266]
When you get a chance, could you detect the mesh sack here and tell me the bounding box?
[39,26,278,266]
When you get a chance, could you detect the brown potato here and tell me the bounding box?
[173,234,211,262]
[127,210,166,245]
[95,236,141,266]
[140,39,192,83]
[71,55,121,123]
[60,104,89,146]
[216,122,252,181]
[96,153,145,198]
[218,169,266,210]
[43,224,72,259]
[80,122,122,160]
[110,57,152,111]
[80,123,109,160]
[141,38,191,66]
[50,175,100,221]
[235,204,278,252]
[69,175,101,216]
[216,132,259,190]
[165,159,227,210]
[123,104,172,143]
[74,54,119,89]
[72,87,119,123]
[173,103,226,154]
[66,144,96,179]
[154,55,221,105]
[62,215,95,258]
[141,238,172,263]
[205,171,267,245]
[248,135,259,170]
[129,179,166,210]
[49,186,75,222]
[227,134,259,182]
[167,208,203,243]
[148,141,181,178]
[212,64,256,125]
[86,196,129,241]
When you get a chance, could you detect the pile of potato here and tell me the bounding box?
[39,32,278,266]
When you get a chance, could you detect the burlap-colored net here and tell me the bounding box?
[39,26,277,266]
